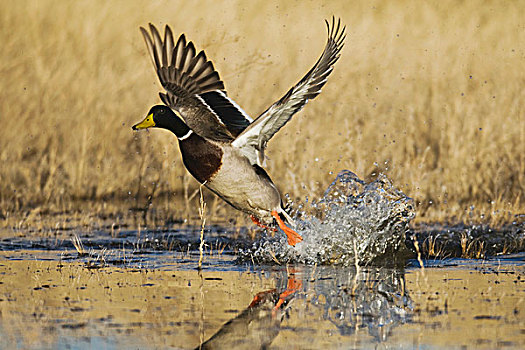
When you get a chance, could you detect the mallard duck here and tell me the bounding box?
[132,17,345,246]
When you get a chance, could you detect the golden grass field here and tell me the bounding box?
[1,0,523,228]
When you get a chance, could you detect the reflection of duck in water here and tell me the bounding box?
[197,275,302,349]
[196,266,412,348]
[132,18,345,246]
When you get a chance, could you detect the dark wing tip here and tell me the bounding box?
[140,23,225,97]
[325,16,346,41]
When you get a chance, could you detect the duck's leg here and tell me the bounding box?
[271,211,303,246]
[250,215,277,232]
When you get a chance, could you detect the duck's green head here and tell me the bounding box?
[132,105,191,139]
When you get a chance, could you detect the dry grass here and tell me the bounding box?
[1,0,523,228]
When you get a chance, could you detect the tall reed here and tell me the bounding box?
[1,0,523,227]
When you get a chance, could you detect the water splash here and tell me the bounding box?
[242,170,415,266]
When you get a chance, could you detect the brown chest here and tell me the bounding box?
[179,135,223,183]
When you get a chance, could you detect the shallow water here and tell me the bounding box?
[244,170,415,266]
[0,250,523,349]
[1,171,523,348]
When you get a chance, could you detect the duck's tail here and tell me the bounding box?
[278,208,295,227]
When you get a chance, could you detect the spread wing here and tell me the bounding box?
[140,24,252,140]
[231,17,345,165]
[140,24,225,97]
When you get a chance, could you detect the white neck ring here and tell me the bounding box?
[178,129,193,141]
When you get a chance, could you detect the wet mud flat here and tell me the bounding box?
[0,250,523,349]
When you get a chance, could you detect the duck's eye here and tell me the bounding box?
[159,109,165,114]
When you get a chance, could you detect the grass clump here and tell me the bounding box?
[0,0,523,228]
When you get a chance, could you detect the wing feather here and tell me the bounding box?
[232,17,346,165]
[141,24,243,141]
[140,24,225,97]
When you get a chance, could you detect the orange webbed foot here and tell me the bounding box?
[271,211,303,246]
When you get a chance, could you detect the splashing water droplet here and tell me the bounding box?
[241,170,415,266]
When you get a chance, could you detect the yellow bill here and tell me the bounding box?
[132,113,155,130]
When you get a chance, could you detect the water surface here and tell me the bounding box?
[1,171,523,348]
[0,250,523,349]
